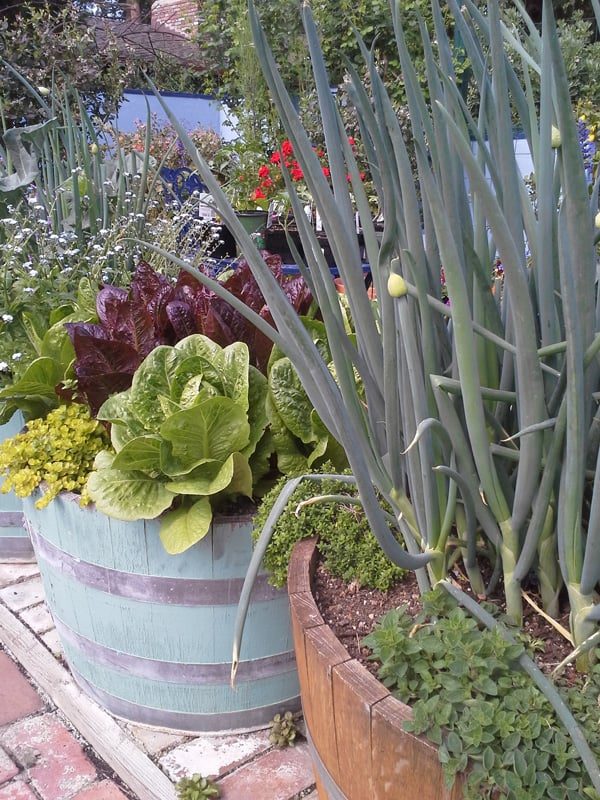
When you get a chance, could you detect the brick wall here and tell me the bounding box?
[151,0,199,37]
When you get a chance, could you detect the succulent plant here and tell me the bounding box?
[175,774,220,799]
[269,711,297,748]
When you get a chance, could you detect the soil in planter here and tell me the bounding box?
[312,557,577,684]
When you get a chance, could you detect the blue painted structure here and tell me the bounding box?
[22,492,299,732]
[117,89,238,140]
[0,412,31,559]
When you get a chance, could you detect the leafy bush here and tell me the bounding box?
[0,403,107,508]
[253,470,406,591]
[66,257,312,414]
[0,3,132,127]
[116,117,223,172]
[364,588,600,800]
[87,334,270,553]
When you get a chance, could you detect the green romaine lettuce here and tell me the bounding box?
[87,334,269,553]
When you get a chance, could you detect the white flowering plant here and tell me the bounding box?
[0,195,223,390]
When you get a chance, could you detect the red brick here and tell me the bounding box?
[0,653,43,726]
[0,748,19,786]
[71,781,129,800]
[1,714,96,799]
[0,782,38,799]
[217,742,315,800]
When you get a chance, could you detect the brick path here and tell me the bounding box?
[0,649,131,800]
[0,561,318,800]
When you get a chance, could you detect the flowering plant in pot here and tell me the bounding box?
[149,0,600,793]
[115,115,223,172]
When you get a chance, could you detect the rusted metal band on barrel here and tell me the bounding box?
[29,526,284,606]
[306,728,347,800]
[71,670,301,733]
[0,511,24,527]
[53,616,296,684]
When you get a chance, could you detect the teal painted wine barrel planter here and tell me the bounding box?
[0,412,31,560]
[22,491,300,732]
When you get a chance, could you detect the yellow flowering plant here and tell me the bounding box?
[0,404,108,509]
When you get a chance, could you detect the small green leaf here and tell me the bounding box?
[482,746,495,771]
[111,436,162,472]
[446,731,462,755]
[87,468,175,520]
[513,748,527,777]
[159,498,213,554]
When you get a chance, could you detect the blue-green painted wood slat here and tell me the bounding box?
[22,493,299,731]
[0,412,30,557]
[37,558,293,662]
[62,643,300,715]
[25,492,259,579]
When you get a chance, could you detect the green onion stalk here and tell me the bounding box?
[149,0,600,653]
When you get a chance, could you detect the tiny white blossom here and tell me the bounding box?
[0,362,9,372]
[11,352,22,361]
[1,314,13,323]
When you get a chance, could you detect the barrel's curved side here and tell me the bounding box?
[23,493,300,732]
[288,538,462,800]
[0,413,31,560]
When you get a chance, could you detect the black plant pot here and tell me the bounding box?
[264,226,336,267]
[211,224,237,259]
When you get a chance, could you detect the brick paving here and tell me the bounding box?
[0,646,129,800]
[0,560,318,800]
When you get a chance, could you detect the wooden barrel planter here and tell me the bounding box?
[22,491,300,732]
[0,413,32,560]
[288,538,464,800]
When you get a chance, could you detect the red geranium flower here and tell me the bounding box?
[270,151,281,164]
[291,166,304,181]
[348,136,356,147]
[281,139,294,157]
[260,177,274,189]
[322,166,331,178]
[258,164,270,178]
[251,188,267,201]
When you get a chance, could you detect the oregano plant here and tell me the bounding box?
[364,588,600,800]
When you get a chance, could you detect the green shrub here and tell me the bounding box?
[0,403,108,508]
[364,588,600,800]
[253,468,406,591]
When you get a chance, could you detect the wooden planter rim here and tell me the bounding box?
[288,536,462,800]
